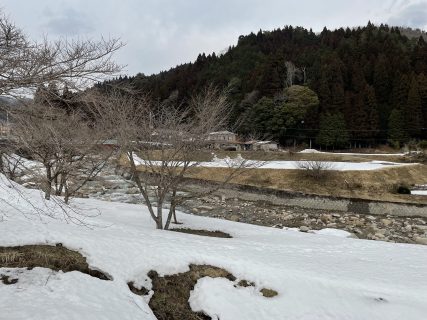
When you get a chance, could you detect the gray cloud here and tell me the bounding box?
[388,1,427,28]
[42,7,94,35]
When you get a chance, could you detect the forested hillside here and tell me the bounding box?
[101,23,427,148]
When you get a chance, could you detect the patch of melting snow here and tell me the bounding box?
[411,184,427,196]
[411,190,427,196]
[312,228,357,238]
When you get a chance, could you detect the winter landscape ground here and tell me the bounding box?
[1,170,427,319]
[2,2,427,319]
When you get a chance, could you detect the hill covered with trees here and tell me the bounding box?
[101,23,427,149]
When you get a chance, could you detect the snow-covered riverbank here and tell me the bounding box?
[1,175,427,319]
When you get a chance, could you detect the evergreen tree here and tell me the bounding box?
[364,85,380,140]
[316,113,349,149]
[391,74,410,110]
[100,23,427,145]
[317,72,331,109]
[241,96,276,137]
[405,75,423,137]
[373,55,391,105]
[227,77,244,125]
[388,108,408,144]
[417,73,427,139]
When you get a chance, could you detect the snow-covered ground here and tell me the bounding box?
[1,154,44,174]
[411,185,427,196]
[299,149,407,156]
[1,175,427,319]
[412,190,427,195]
[134,155,417,171]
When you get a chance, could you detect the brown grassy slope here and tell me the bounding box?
[183,164,427,204]
[119,152,427,204]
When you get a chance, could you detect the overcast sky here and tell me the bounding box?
[3,0,427,76]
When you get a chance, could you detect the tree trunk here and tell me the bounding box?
[156,203,163,229]
[164,206,174,230]
[127,152,158,223]
[58,174,65,196]
[54,175,60,195]
[0,152,4,173]
[45,165,52,200]
[64,177,70,204]
[164,189,178,230]
[172,207,178,224]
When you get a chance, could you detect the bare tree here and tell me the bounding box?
[11,97,115,204]
[0,10,124,203]
[93,86,258,229]
[0,12,123,97]
[301,66,307,84]
[285,61,297,88]
[0,149,20,180]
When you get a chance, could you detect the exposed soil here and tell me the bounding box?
[131,264,277,320]
[128,281,150,296]
[0,245,111,282]
[169,228,232,238]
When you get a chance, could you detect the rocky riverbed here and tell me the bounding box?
[15,164,427,245]
[179,195,427,245]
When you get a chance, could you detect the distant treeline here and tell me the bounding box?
[99,23,427,148]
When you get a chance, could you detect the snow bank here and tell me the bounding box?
[411,190,427,196]
[133,155,416,171]
[1,175,427,319]
[0,268,153,320]
[411,185,427,196]
[299,149,406,156]
[2,154,43,171]
[299,149,322,153]
[313,228,356,238]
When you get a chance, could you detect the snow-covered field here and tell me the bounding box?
[412,190,427,195]
[299,149,407,156]
[411,185,427,196]
[134,155,417,171]
[1,175,427,320]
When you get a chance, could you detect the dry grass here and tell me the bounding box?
[183,164,427,204]
[0,245,110,280]
[119,151,427,204]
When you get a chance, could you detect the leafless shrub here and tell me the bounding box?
[296,160,335,179]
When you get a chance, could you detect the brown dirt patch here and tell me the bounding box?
[128,281,150,296]
[169,228,232,238]
[260,288,278,297]
[0,245,111,281]
[130,264,276,320]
